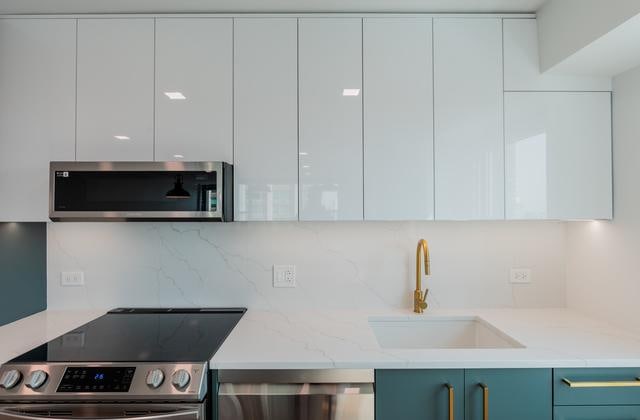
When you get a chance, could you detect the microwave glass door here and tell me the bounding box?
[53,171,218,212]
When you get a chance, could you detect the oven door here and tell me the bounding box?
[0,404,205,420]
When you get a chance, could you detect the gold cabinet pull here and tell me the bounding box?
[445,383,454,420]
[479,383,489,420]
[562,377,640,388]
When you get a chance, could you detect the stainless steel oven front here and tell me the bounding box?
[0,363,211,420]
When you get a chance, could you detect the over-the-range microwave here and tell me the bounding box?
[49,161,233,221]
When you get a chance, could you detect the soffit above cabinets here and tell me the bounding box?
[0,0,546,15]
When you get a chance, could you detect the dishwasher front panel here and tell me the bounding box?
[218,383,374,420]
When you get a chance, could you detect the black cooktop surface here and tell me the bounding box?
[9,308,246,363]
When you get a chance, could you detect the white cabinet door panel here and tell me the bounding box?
[77,19,154,161]
[234,18,298,221]
[434,18,504,220]
[0,19,76,221]
[505,92,612,220]
[299,18,363,221]
[503,19,612,92]
[155,18,232,162]
[363,17,434,220]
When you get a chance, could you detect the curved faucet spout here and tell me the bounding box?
[414,239,431,314]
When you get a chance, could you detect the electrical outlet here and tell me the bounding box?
[510,268,532,284]
[273,265,296,288]
[61,271,85,287]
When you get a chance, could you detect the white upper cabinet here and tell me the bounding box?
[503,19,612,92]
[434,18,504,220]
[234,18,298,221]
[299,18,363,221]
[363,18,434,221]
[76,19,154,161]
[155,18,232,162]
[505,92,612,220]
[0,19,76,221]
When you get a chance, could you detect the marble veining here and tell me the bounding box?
[47,221,567,311]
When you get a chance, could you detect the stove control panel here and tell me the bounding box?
[58,367,135,393]
[0,363,207,402]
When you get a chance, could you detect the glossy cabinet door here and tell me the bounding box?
[376,369,464,420]
[503,19,612,92]
[505,92,612,220]
[554,406,640,420]
[433,18,504,220]
[155,18,232,162]
[298,18,363,221]
[363,18,434,220]
[234,18,298,221]
[76,18,154,161]
[465,369,552,420]
[0,19,76,221]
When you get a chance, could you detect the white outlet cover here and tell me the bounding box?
[273,265,296,288]
[61,271,85,287]
[510,268,532,284]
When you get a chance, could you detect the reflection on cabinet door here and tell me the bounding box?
[77,19,154,161]
[363,17,434,221]
[155,18,232,162]
[505,92,612,220]
[503,19,612,92]
[299,18,363,221]
[434,18,504,220]
[0,19,76,221]
[234,18,298,221]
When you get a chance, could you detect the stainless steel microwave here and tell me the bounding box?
[49,162,233,221]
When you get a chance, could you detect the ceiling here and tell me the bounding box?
[0,0,547,15]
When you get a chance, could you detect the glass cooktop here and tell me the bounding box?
[9,308,246,363]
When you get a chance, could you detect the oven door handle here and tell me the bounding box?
[0,409,201,420]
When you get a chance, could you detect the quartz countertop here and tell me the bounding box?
[2,308,640,369]
[209,308,640,369]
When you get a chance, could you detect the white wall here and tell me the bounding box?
[537,0,640,72]
[48,221,567,311]
[566,65,640,335]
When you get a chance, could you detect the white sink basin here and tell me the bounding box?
[369,316,524,349]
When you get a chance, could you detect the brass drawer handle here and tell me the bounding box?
[479,383,489,420]
[445,383,454,420]
[562,377,640,388]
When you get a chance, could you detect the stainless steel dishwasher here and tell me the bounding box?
[218,370,374,420]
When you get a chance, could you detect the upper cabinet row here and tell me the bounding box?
[0,17,612,222]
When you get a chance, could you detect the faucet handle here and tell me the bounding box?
[421,288,429,310]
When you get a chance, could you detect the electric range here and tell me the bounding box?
[0,308,245,420]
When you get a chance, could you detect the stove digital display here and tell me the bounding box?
[57,367,136,392]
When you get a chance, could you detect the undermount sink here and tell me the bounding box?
[369,316,524,349]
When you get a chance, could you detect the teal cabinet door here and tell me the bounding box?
[555,406,640,420]
[210,370,218,420]
[376,369,464,420]
[465,369,552,420]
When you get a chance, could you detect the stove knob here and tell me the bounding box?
[0,370,22,390]
[171,369,191,390]
[146,369,165,389]
[26,370,48,390]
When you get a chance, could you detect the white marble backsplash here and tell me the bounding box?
[47,221,567,311]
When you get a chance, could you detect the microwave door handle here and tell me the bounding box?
[0,409,200,420]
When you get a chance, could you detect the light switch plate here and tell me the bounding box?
[510,268,532,284]
[61,271,85,287]
[273,265,296,288]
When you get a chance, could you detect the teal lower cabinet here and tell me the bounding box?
[554,406,640,420]
[464,369,552,420]
[376,369,464,420]
[210,370,218,420]
[376,369,551,420]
